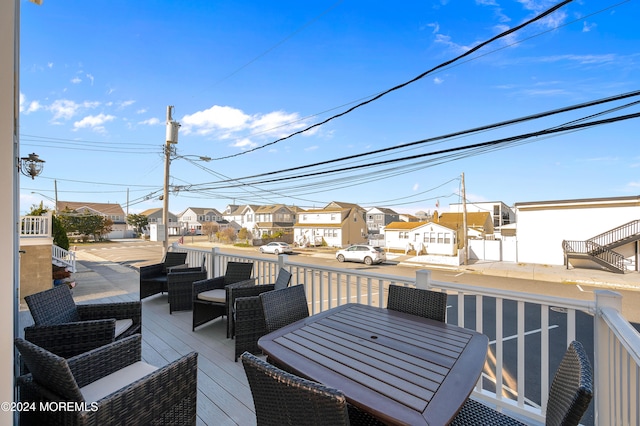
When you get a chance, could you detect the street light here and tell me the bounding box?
[30,191,57,211]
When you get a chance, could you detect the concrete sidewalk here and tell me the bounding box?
[399,256,640,292]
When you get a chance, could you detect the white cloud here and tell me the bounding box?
[136,108,147,114]
[181,105,311,150]
[73,113,116,132]
[139,117,161,125]
[433,77,444,84]
[49,99,81,120]
[231,138,258,149]
[86,73,94,85]
[304,145,319,151]
[47,62,53,68]
[71,77,82,84]
[119,100,135,108]
[413,183,420,191]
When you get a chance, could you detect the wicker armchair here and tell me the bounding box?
[15,334,197,426]
[241,351,350,426]
[451,341,593,426]
[24,285,141,359]
[232,268,292,361]
[139,251,188,299]
[386,284,447,322]
[260,284,309,334]
[167,267,208,313]
[192,261,254,335]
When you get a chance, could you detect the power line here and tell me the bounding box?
[210,0,573,161]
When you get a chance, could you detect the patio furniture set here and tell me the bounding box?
[15,250,594,425]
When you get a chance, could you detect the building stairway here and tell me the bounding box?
[562,220,640,273]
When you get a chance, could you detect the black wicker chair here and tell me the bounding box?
[241,351,350,426]
[168,267,209,313]
[192,261,255,335]
[451,341,593,426]
[386,284,447,322]
[139,251,188,300]
[260,284,309,334]
[15,334,197,426]
[24,284,141,359]
[232,268,292,361]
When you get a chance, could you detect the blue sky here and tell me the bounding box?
[18,0,639,216]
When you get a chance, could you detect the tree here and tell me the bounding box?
[238,227,251,241]
[218,227,237,243]
[201,222,219,241]
[28,203,70,250]
[127,213,148,236]
[59,210,112,242]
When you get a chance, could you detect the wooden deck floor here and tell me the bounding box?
[19,290,257,426]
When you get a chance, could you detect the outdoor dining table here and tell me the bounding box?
[258,303,489,426]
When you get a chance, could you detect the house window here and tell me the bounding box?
[429,233,436,243]
[444,233,451,244]
[437,233,444,244]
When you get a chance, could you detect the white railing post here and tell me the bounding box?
[594,289,623,426]
[278,254,288,271]
[212,247,221,278]
[415,269,432,289]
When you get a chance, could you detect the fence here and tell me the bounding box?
[172,244,640,425]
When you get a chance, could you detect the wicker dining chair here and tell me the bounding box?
[192,261,255,334]
[241,351,350,426]
[139,251,188,299]
[386,284,447,322]
[232,268,292,361]
[451,341,593,426]
[15,334,198,426]
[24,284,141,359]
[260,284,309,334]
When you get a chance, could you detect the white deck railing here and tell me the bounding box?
[19,212,51,237]
[173,244,640,425]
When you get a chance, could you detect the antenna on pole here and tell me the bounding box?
[461,172,468,265]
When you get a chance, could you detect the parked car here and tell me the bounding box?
[336,245,386,265]
[259,241,293,255]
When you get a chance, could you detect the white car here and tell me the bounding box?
[259,241,293,255]
[336,245,386,265]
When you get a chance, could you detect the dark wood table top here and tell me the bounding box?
[258,303,488,426]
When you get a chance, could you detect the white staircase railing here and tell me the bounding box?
[52,245,76,273]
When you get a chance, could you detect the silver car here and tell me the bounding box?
[336,245,386,265]
[259,241,293,255]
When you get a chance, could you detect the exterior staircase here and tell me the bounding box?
[562,219,640,273]
[52,244,77,273]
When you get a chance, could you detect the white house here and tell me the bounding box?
[449,201,515,229]
[222,204,259,235]
[384,221,458,256]
[177,207,224,235]
[515,195,640,270]
[294,202,367,247]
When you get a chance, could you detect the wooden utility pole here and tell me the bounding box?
[163,106,180,254]
[461,172,468,265]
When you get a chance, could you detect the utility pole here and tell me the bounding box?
[461,172,468,265]
[54,179,58,213]
[163,106,180,254]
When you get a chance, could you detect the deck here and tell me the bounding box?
[18,267,256,426]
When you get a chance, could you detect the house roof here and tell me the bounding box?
[139,208,162,216]
[367,207,398,215]
[436,212,492,229]
[384,221,428,230]
[57,201,124,216]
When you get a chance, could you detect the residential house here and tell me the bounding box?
[57,201,128,239]
[515,195,640,269]
[254,204,297,239]
[139,208,179,236]
[399,213,420,222]
[435,211,494,241]
[222,204,260,235]
[366,207,399,233]
[449,201,515,230]
[294,201,367,247]
[177,207,224,235]
[384,221,458,256]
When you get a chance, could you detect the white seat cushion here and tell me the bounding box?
[114,319,134,337]
[197,289,225,303]
[80,361,158,403]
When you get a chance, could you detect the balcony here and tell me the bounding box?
[18,245,640,425]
